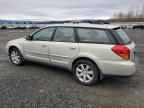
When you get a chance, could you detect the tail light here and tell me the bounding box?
[112,45,130,60]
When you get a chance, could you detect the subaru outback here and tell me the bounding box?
[6,24,136,85]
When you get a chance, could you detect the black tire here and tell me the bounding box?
[9,47,24,66]
[132,27,135,30]
[73,59,99,85]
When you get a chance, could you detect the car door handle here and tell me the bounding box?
[69,46,76,50]
[41,45,47,47]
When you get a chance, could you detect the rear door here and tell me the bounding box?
[49,27,79,67]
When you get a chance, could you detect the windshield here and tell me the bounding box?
[114,28,131,44]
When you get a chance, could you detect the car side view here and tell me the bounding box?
[6,23,136,85]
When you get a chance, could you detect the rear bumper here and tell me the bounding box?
[98,60,136,76]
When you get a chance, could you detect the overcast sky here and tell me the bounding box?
[0,0,143,20]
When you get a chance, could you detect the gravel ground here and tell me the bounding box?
[0,29,144,108]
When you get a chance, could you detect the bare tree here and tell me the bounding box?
[112,4,144,22]
[141,4,144,18]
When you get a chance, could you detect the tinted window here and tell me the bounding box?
[32,27,55,41]
[78,28,112,43]
[114,28,131,44]
[53,27,75,42]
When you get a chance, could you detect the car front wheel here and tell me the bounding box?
[9,48,24,66]
[73,60,99,85]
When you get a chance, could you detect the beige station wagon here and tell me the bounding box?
[6,23,136,85]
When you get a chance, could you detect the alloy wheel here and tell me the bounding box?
[76,64,94,83]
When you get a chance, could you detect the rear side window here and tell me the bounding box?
[114,28,131,44]
[77,28,115,44]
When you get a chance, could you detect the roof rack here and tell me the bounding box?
[62,20,111,25]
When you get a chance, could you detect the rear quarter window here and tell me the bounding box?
[113,28,131,44]
[77,28,116,44]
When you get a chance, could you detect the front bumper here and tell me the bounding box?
[98,60,136,76]
[5,43,9,56]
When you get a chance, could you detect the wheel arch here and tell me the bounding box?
[71,57,103,80]
[8,45,23,56]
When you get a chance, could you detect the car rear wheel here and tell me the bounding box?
[73,60,99,85]
[9,48,24,66]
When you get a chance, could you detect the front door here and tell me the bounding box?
[24,27,55,63]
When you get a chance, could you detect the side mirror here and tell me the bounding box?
[26,35,32,40]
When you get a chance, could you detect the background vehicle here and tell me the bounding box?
[132,25,144,30]
[6,24,136,85]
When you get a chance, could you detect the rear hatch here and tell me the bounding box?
[112,28,135,62]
